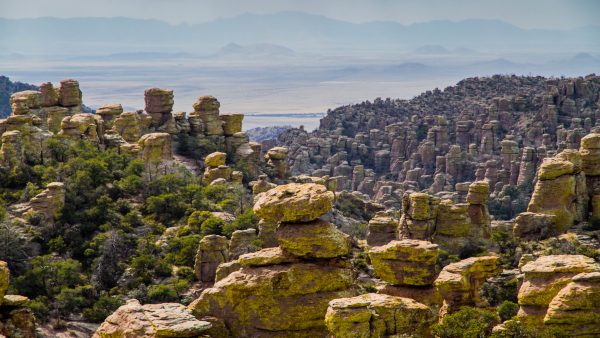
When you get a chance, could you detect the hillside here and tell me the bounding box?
[0,75,599,337]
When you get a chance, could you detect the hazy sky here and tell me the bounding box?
[0,0,598,29]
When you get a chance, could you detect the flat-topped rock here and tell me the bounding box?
[93,299,211,338]
[204,152,226,167]
[253,183,334,223]
[369,239,439,286]
[144,88,174,114]
[325,293,433,338]
[238,247,299,267]
[277,219,350,259]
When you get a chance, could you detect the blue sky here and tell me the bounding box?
[0,0,598,29]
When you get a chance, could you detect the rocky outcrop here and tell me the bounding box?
[325,293,434,338]
[93,299,211,338]
[517,255,600,328]
[369,240,438,286]
[366,212,397,246]
[189,183,355,337]
[191,96,221,136]
[194,235,228,283]
[229,228,258,260]
[60,113,103,142]
[435,256,500,316]
[0,261,36,338]
[138,132,174,178]
[96,103,123,129]
[544,271,600,336]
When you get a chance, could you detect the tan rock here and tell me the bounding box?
[368,240,439,286]
[220,113,244,136]
[93,299,211,338]
[58,79,82,107]
[325,293,433,338]
[276,219,350,258]
[366,213,397,246]
[253,183,334,223]
[204,152,226,167]
[194,235,228,283]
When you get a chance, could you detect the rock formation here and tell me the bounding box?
[188,183,355,337]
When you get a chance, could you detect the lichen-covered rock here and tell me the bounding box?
[191,96,222,136]
[277,219,350,258]
[59,113,103,142]
[204,152,226,167]
[580,133,600,176]
[435,256,500,315]
[215,260,241,282]
[398,192,439,240]
[144,88,173,114]
[188,262,354,337]
[369,240,439,286]
[138,132,173,177]
[24,182,65,223]
[0,130,23,168]
[366,213,397,246]
[229,228,258,260]
[538,158,575,180]
[253,183,334,223]
[237,247,299,267]
[513,212,558,240]
[258,219,278,248]
[325,293,433,338]
[251,175,277,196]
[93,299,211,338]
[58,79,82,107]
[544,272,600,336]
[194,235,228,283]
[0,261,8,307]
[96,103,123,129]
[40,82,58,107]
[265,146,289,179]
[112,111,152,142]
[10,90,41,115]
[220,113,244,136]
[517,255,600,328]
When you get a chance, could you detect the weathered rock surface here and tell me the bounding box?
[93,299,211,338]
[369,240,439,286]
[253,183,334,223]
[194,235,228,283]
[435,256,500,316]
[277,219,350,259]
[325,293,433,338]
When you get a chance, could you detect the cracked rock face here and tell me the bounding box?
[325,293,434,338]
[93,299,211,338]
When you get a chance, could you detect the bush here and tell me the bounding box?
[83,294,124,323]
[164,235,201,267]
[432,306,499,338]
[201,216,224,236]
[222,209,258,237]
[497,301,519,322]
[147,284,178,303]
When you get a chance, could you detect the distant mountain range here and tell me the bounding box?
[0,12,598,55]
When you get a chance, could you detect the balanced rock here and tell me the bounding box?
[96,103,123,129]
[253,183,334,223]
[369,240,439,286]
[191,96,222,136]
[93,299,211,338]
[325,293,433,338]
[58,79,82,107]
[144,88,173,114]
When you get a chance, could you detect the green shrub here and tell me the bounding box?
[432,306,499,338]
[83,294,124,323]
[201,216,224,236]
[497,301,519,322]
[147,284,178,303]
[164,235,201,267]
[222,209,258,237]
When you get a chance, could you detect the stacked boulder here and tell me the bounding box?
[265,146,289,179]
[188,183,355,337]
[514,149,587,239]
[434,256,500,317]
[0,261,36,338]
[203,151,242,185]
[369,240,442,308]
[144,88,176,132]
[13,182,65,224]
[398,192,439,240]
[59,113,103,143]
[516,255,600,330]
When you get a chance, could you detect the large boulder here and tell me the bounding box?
[369,240,439,286]
[517,255,600,328]
[194,235,228,283]
[276,219,350,259]
[93,299,211,338]
[189,262,354,337]
[325,293,434,338]
[435,256,500,316]
[366,213,397,246]
[544,272,600,336]
[253,183,334,223]
[58,79,82,107]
